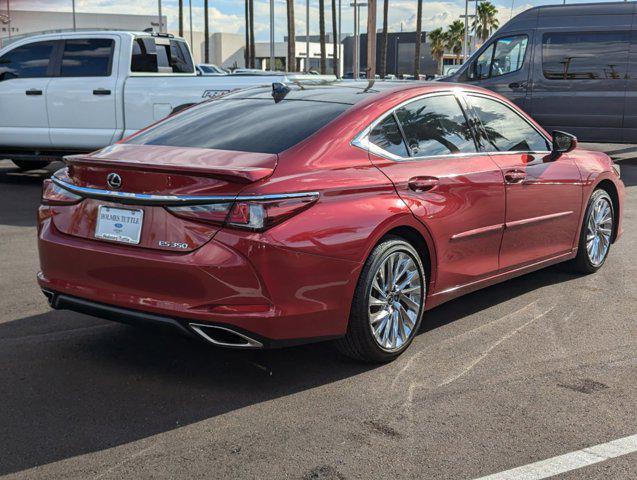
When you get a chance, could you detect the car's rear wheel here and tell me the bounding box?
[567,189,614,274]
[336,236,426,363]
[12,160,49,171]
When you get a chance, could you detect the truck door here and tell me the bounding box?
[47,37,120,150]
[463,33,532,110]
[530,29,630,143]
[0,40,56,148]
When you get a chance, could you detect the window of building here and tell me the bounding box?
[394,95,476,157]
[0,41,55,81]
[542,31,629,80]
[468,95,550,152]
[60,39,114,77]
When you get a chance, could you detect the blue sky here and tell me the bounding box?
[11,0,621,41]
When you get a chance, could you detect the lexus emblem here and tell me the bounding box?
[106,172,122,190]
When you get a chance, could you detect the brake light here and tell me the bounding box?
[166,194,318,231]
[41,179,82,205]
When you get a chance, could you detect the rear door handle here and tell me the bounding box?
[508,82,527,90]
[93,89,111,95]
[504,169,526,183]
[25,89,42,96]
[408,176,439,192]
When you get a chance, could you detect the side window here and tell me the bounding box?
[395,95,476,157]
[542,31,629,80]
[131,37,193,74]
[469,95,550,152]
[0,41,55,81]
[131,38,158,72]
[368,115,409,157]
[60,39,114,77]
[469,35,528,80]
[169,40,193,73]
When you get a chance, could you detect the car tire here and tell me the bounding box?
[12,160,49,171]
[335,236,426,363]
[566,189,614,274]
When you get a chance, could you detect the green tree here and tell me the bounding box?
[473,1,500,43]
[445,20,465,64]
[428,27,446,75]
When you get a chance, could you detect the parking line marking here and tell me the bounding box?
[471,434,637,480]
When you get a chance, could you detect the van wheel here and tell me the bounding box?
[335,236,426,363]
[12,160,49,171]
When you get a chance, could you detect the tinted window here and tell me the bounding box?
[131,37,193,74]
[394,95,476,157]
[0,41,54,81]
[469,35,528,80]
[368,115,409,157]
[469,95,550,152]
[542,31,629,80]
[60,39,113,77]
[128,99,349,154]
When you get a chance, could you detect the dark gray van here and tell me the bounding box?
[443,1,637,143]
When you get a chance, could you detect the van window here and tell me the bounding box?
[127,98,350,154]
[469,35,528,80]
[0,41,55,81]
[542,32,629,80]
[131,37,193,74]
[394,95,476,157]
[469,95,550,152]
[60,39,114,77]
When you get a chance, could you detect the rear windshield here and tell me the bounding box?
[127,98,350,154]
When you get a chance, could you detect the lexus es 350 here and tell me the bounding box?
[37,82,624,362]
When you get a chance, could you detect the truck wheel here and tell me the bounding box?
[12,160,49,171]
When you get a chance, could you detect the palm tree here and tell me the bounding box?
[428,27,446,75]
[178,0,184,37]
[380,0,389,78]
[249,0,255,68]
[332,0,339,77]
[473,1,500,43]
[413,0,423,78]
[319,0,326,74]
[204,0,209,63]
[244,0,250,68]
[446,20,465,64]
[286,0,296,71]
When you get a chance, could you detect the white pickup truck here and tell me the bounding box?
[0,30,329,169]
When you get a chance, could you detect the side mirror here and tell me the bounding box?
[550,130,577,160]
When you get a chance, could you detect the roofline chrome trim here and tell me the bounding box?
[51,176,319,206]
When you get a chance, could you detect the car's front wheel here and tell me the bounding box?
[336,236,426,363]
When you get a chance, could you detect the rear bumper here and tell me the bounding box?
[37,219,361,345]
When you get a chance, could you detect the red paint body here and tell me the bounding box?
[37,84,625,345]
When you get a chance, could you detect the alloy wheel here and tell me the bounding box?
[368,251,423,352]
[586,195,613,267]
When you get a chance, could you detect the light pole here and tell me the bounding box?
[270,0,275,70]
[189,0,194,50]
[72,0,76,31]
[157,0,163,33]
[350,1,368,79]
[306,0,310,72]
[460,0,477,62]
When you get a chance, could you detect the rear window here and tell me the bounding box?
[127,99,350,154]
[131,37,193,74]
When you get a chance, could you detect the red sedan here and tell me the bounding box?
[37,82,624,362]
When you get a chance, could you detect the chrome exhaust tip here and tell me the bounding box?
[41,289,56,306]
[189,323,263,349]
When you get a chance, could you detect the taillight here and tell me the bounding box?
[41,179,82,205]
[166,194,318,231]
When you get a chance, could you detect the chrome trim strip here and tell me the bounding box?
[506,211,573,229]
[51,176,319,206]
[451,223,504,241]
[189,323,263,348]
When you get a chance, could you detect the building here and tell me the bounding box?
[0,9,166,48]
[343,31,466,77]
[205,32,344,72]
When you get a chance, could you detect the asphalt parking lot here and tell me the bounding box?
[0,148,635,480]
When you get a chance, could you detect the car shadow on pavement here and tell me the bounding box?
[615,157,637,187]
[0,161,61,228]
[0,264,580,476]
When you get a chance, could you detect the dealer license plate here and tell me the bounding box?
[95,206,143,245]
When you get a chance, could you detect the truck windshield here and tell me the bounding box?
[127,98,350,154]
